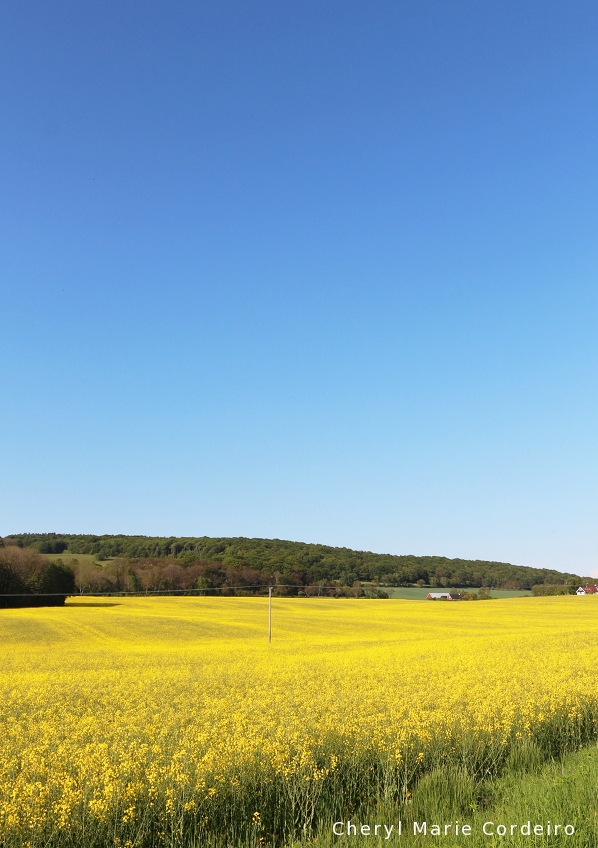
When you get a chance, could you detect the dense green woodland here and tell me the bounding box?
[0,545,75,607]
[3,533,589,590]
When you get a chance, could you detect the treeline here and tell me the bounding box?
[0,547,75,608]
[64,557,387,597]
[531,584,581,596]
[3,534,590,590]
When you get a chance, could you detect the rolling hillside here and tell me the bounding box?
[3,533,588,590]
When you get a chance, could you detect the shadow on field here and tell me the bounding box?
[65,602,122,607]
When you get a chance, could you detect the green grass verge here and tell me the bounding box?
[304,743,598,847]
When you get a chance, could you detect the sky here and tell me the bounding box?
[1,1,597,574]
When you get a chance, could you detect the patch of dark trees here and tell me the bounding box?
[0,546,75,608]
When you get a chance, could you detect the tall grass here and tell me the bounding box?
[307,742,598,847]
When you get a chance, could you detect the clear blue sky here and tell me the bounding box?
[1,1,597,574]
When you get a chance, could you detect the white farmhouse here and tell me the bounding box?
[427,592,462,601]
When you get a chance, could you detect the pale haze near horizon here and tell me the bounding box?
[1,1,597,576]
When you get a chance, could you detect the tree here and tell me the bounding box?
[27,561,76,605]
[0,547,74,607]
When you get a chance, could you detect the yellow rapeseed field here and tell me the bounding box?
[1,595,598,847]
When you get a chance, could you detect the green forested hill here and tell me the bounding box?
[2,533,587,589]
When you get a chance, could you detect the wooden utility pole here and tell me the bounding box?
[268,586,272,643]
